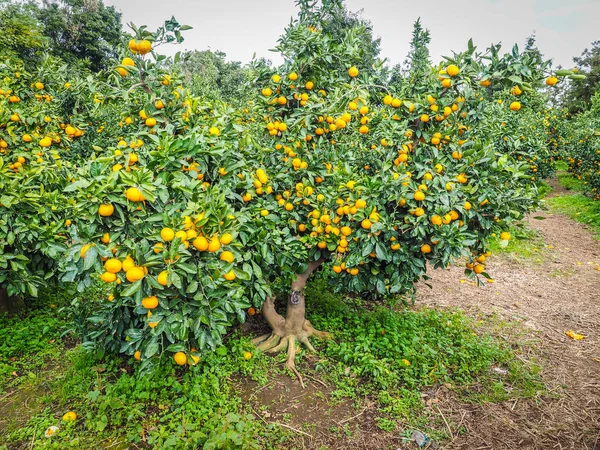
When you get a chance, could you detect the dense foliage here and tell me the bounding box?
[558,93,600,198]
[178,50,247,103]
[0,0,122,71]
[1,0,565,371]
[561,41,600,114]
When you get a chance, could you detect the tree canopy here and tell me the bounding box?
[0,0,47,62]
[178,50,247,103]
[0,0,123,71]
[37,0,123,71]
[562,41,600,113]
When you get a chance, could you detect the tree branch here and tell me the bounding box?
[291,257,325,291]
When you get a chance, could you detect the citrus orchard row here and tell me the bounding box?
[0,4,564,374]
[554,93,600,198]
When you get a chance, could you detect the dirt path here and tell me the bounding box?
[416,200,600,449]
[545,175,572,197]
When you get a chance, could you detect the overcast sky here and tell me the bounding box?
[105,0,599,69]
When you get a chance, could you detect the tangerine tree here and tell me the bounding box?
[561,92,600,198]
[0,1,562,384]
[0,54,86,309]
[230,2,557,381]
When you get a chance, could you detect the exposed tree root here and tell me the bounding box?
[253,323,331,353]
[251,333,271,346]
[285,336,305,388]
[253,316,331,389]
[253,259,332,387]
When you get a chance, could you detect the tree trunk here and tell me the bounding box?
[252,259,331,387]
[0,288,25,314]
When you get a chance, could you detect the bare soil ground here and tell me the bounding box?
[417,207,600,449]
[241,192,600,449]
[238,372,403,449]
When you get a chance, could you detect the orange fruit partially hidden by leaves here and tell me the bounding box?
[220,251,234,263]
[128,39,138,53]
[126,266,145,282]
[122,256,135,272]
[100,272,117,283]
[157,270,169,286]
[207,236,221,253]
[136,40,152,55]
[142,296,159,309]
[98,203,114,217]
[219,233,233,245]
[223,270,236,281]
[160,227,175,242]
[125,187,145,202]
[446,64,460,76]
[193,236,209,251]
[104,258,122,274]
[174,351,187,365]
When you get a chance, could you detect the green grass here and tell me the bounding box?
[556,172,587,191]
[541,163,600,236]
[308,279,543,400]
[545,194,600,236]
[488,222,547,263]
[0,287,279,449]
[0,280,545,449]
[554,160,568,172]
[0,289,74,394]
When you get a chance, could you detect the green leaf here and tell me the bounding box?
[186,280,198,294]
[171,272,182,289]
[83,246,98,270]
[166,343,186,352]
[27,282,38,297]
[178,262,197,275]
[375,242,387,261]
[121,280,142,297]
[144,341,159,358]
[63,179,91,192]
